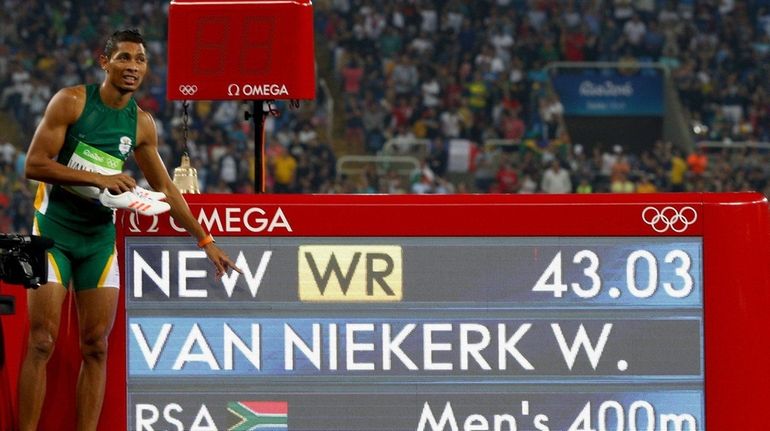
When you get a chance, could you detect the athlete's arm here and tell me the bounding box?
[25,86,137,193]
[134,109,241,277]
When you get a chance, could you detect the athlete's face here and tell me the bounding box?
[101,41,148,93]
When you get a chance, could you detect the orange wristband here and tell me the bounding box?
[197,234,215,248]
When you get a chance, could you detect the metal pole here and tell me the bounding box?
[246,100,268,193]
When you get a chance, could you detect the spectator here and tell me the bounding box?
[426,138,448,178]
[217,142,240,192]
[341,55,365,95]
[473,145,496,192]
[391,53,419,96]
[539,94,564,141]
[623,14,648,53]
[541,159,572,193]
[687,147,708,178]
[518,166,540,194]
[269,146,297,193]
[611,172,636,193]
[610,154,632,184]
[576,177,593,194]
[499,109,526,141]
[493,158,519,193]
[669,149,688,192]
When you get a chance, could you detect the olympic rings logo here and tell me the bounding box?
[178,85,198,96]
[642,206,698,233]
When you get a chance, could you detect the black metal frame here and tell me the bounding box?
[245,100,270,193]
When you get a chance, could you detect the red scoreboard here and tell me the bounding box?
[2,192,769,430]
[167,0,316,101]
[117,193,768,430]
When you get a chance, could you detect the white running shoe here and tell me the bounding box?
[99,189,171,216]
[133,185,167,201]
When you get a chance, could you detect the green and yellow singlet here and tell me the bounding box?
[34,83,137,229]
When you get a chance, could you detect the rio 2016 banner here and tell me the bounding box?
[550,70,664,117]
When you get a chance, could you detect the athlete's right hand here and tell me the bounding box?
[98,173,137,193]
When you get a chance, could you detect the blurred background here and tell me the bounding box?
[1,0,770,234]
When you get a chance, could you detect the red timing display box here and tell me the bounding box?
[1,193,768,430]
[167,0,315,100]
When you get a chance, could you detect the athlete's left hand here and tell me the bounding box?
[202,243,242,278]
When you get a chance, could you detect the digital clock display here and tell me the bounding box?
[167,0,315,100]
[190,15,274,77]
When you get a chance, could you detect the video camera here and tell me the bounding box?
[0,234,53,289]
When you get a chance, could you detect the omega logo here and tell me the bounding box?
[227,83,289,97]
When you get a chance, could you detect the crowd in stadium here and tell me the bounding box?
[2,0,770,233]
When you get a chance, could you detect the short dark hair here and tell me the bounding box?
[103,29,146,58]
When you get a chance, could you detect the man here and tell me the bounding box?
[19,29,240,430]
[541,159,573,194]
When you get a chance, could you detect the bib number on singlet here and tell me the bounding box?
[68,142,123,174]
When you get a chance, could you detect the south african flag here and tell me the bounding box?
[228,401,288,431]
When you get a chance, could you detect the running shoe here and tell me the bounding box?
[133,185,167,201]
[99,189,171,216]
